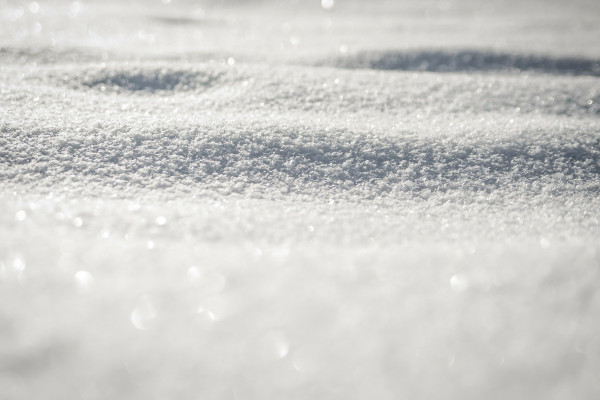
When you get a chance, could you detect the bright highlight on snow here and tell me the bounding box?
[74,271,95,294]
[321,0,335,10]
[450,274,469,293]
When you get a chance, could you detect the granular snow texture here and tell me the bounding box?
[1,0,600,399]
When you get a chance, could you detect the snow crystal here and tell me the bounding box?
[131,296,157,330]
[450,274,469,293]
[15,210,27,221]
[321,0,335,11]
[74,270,94,294]
[27,2,39,14]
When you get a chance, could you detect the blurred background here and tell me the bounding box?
[2,0,600,64]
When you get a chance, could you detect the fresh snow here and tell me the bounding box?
[1,0,600,399]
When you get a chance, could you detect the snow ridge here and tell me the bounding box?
[332,50,600,76]
[2,122,598,196]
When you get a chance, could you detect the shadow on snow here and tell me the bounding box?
[331,50,600,76]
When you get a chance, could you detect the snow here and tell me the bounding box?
[1,0,600,399]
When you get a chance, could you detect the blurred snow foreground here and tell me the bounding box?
[1,0,600,398]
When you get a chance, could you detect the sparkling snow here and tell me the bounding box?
[1,0,600,399]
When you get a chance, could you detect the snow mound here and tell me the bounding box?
[2,122,599,196]
[331,50,600,76]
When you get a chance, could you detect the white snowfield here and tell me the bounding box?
[1,0,600,399]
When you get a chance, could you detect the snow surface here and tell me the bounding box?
[1,0,600,399]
